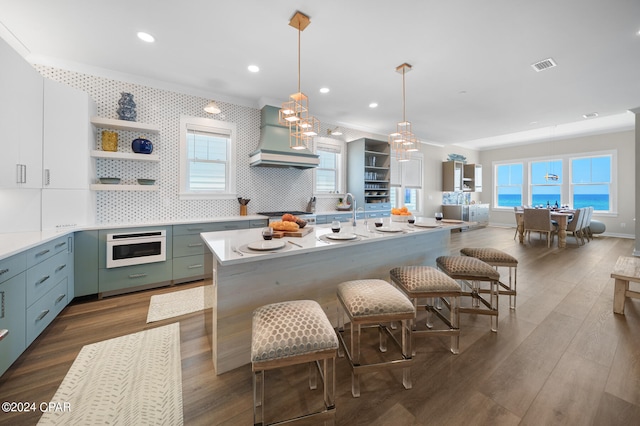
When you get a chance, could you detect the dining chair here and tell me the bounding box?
[565,208,585,246]
[523,208,557,248]
[582,206,594,242]
[513,206,524,240]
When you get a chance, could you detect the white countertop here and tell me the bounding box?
[201,218,463,266]
[0,215,268,261]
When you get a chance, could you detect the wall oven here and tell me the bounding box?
[106,230,166,268]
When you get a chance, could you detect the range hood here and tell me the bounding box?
[250,105,319,169]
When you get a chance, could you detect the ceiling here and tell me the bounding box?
[1,0,639,149]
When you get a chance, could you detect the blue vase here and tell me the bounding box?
[117,92,137,122]
[132,138,153,154]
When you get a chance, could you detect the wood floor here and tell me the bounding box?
[1,226,640,425]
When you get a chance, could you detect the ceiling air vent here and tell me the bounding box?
[531,58,557,72]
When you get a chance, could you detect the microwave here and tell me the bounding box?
[106,230,166,268]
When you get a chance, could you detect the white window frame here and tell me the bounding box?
[569,152,616,214]
[493,162,524,209]
[391,152,423,215]
[313,137,345,196]
[179,115,236,200]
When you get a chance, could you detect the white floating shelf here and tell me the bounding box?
[90,150,160,162]
[90,117,160,134]
[90,184,159,191]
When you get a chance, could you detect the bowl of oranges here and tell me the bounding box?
[391,206,413,222]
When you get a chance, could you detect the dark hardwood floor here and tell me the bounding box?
[1,226,639,425]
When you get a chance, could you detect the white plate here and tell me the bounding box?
[325,233,358,240]
[413,223,440,228]
[376,227,403,233]
[247,240,286,251]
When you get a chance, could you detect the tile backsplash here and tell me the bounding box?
[36,66,383,224]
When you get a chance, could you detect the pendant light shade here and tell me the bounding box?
[204,101,221,114]
[389,63,419,162]
[278,11,319,150]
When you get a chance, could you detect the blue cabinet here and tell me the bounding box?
[0,253,26,376]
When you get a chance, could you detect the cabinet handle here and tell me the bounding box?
[187,228,204,231]
[55,264,67,273]
[36,275,50,285]
[187,243,203,247]
[128,273,148,279]
[36,309,50,322]
[55,294,66,304]
[44,169,51,186]
[0,291,4,318]
[55,241,67,249]
[0,268,8,276]
[188,264,203,269]
[0,329,8,341]
[36,249,51,257]
[16,164,21,184]
[224,225,239,229]
[22,164,27,184]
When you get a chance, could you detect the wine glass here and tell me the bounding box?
[331,220,341,233]
[407,214,415,225]
[374,218,383,228]
[262,227,273,240]
[435,212,443,221]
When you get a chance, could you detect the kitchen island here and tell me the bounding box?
[201,219,464,374]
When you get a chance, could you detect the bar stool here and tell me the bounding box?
[251,300,338,425]
[336,279,415,397]
[436,256,500,332]
[389,266,462,354]
[460,247,519,309]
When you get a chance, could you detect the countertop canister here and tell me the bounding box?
[101,130,118,151]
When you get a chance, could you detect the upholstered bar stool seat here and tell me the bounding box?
[436,256,500,332]
[252,300,338,425]
[460,248,519,309]
[390,266,461,354]
[336,279,415,397]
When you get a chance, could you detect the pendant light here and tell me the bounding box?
[278,11,319,150]
[389,63,419,162]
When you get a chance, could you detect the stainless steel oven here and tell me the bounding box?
[106,230,166,268]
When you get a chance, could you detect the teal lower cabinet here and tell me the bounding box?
[0,270,26,376]
[172,255,205,282]
[98,261,173,296]
[74,231,99,297]
[26,277,68,346]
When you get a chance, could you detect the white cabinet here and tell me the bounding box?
[0,38,43,189]
[463,164,482,192]
[43,79,96,189]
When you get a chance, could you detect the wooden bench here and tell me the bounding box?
[610,256,640,314]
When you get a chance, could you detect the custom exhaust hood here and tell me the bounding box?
[249,105,320,169]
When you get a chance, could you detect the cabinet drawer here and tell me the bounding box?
[250,219,268,228]
[26,250,70,307]
[26,236,69,268]
[0,272,26,376]
[98,261,172,293]
[211,221,249,231]
[365,203,391,211]
[172,254,205,281]
[173,223,220,236]
[0,252,26,285]
[315,216,327,225]
[173,234,205,257]
[326,214,352,222]
[26,277,68,346]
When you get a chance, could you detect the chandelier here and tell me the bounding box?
[389,63,419,162]
[278,11,319,150]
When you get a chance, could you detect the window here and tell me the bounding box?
[314,137,344,194]
[571,155,612,212]
[179,116,236,199]
[390,153,423,213]
[495,163,523,207]
[530,160,562,207]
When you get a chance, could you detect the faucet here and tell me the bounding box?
[344,193,357,226]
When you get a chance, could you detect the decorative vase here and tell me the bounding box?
[101,130,118,152]
[116,92,137,121]
[131,137,153,154]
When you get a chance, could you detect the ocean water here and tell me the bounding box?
[498,194,609,210]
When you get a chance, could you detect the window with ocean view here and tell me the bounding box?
[531,160,562,207]
[571,155,611,212]
[495,163,523,207]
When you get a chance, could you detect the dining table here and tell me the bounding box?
[516,209,574,248]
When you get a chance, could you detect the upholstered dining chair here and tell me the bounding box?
[513,206,524,240]
[523,208,558,248]
[565,208,585,246]
[582,206,594,242]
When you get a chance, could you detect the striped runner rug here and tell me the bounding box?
[38,323,183,425]
[146,286,210,323]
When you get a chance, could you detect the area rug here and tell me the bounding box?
[146,286,211,323]
[38,323,183,425]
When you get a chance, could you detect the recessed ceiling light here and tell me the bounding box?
[319,87,330,94]
[529,121,538,125]
[582,112,599,119]
[137,32,155,43]
[369,102,378,108]
[248,65,260,73]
